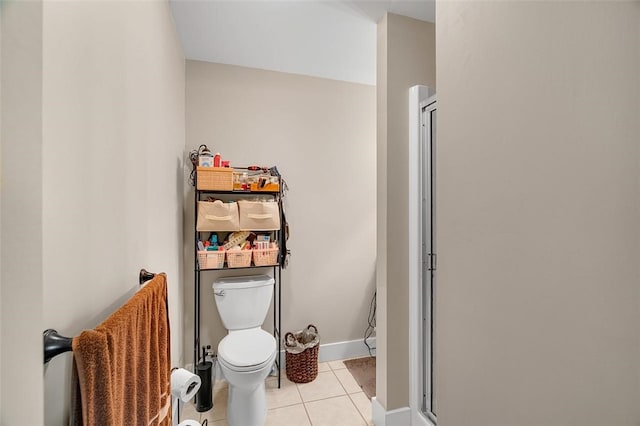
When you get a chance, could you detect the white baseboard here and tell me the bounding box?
[276,337,375,368]
[189,338,375,376]
[318,337,376,362]
[372,397,411,426]
[372,397,385,425]
[412,410,434,426]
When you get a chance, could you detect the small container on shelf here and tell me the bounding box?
[249,181,280,192]
[253,247,279,266]
[199,153,213,167]
[197,250,226,269]
[226,250,252,268]
[197,166,234,191]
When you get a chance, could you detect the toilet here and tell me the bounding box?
[212,275,277,426]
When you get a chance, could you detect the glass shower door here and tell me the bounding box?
[421,99,437,423]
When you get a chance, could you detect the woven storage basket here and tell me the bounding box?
[253,247,279,266]
[226,250,252,268]
[285,324,319,383]
[197,250,225,269]
[197,167,233,191]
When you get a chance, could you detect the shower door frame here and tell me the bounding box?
[409,85,436,426]
[421,96,437,422]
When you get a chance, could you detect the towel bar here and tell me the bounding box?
[43,269,158,363]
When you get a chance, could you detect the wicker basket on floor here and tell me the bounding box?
[284,324,319,383]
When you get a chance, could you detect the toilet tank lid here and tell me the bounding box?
[213,274,274,290]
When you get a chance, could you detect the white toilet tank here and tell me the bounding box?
[212,275,275,330]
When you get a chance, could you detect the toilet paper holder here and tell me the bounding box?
[171,368,203,426]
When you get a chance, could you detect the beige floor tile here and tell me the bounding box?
[213,378,229,391]
[349,392,374,425]
[265,403,311,426]
[266,374,294,389]
[268,371,283,382]
[317,362,331,372]
[266,376,303,409]
[334,368,363,394]
[296,371,346,402]
[327,359,347,370]
[206,420,228,426]
[305,395,367,426]
[178,401,200,421]
[200,386,228,422]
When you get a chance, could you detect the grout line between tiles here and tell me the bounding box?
[347,392,369,426]
[334,368,350,395]
[302,402,314,426]
[338,359,372,425]
[335,363,368,424]
[296,370,343,402]
[269,400,305,410]
[292,374,314,425]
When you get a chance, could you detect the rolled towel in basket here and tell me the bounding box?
[284,325,319,354]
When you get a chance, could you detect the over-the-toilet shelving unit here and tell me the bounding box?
[193,167,284,388]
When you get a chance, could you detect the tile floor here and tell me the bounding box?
[179,358,373,426]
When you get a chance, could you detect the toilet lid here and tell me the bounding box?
[218,329,276,368]
[218,349,276,373]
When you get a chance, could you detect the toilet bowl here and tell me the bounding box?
[218,329,277,426]
[212,275,276,426]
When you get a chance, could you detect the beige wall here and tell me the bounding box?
[0,5,3,417]
[436,2,640,425]
[39,1,185,424]
[376,13,435,410]
[375,12,389,413]
[1,1,44,424]
[184,60,376,366]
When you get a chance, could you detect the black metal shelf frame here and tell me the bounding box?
[196,190,280,196]
[196,264,279,272]
[193,172,284,389]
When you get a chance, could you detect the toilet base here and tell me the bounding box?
[227,382,266,426]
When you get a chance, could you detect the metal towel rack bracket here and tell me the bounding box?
[43,269,157,364]
[139,268,156,285]
[43,329,73,363]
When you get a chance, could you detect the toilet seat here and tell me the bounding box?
[218,350,276,373]
[218,329,276,372]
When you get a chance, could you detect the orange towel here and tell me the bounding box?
[72,274,171,426]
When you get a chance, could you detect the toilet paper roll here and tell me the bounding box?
[171,368,201,403]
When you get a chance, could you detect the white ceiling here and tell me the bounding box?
[169,0,435,85]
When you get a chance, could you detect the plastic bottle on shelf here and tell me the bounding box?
[241,172,248,191]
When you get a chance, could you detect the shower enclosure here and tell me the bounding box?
[409,85,436,426]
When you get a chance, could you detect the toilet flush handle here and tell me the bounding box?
[214,289,225,297]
